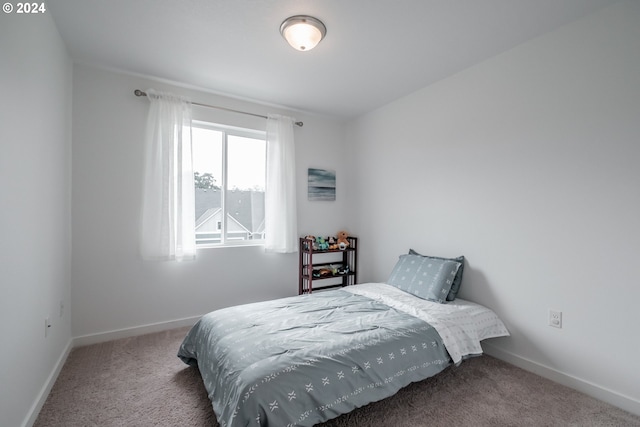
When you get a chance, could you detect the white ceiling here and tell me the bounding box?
[48,0,617,119]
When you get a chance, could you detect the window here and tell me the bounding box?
[192,121,266,246]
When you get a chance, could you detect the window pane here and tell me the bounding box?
[227,135,266,241]
[193,127,223,245]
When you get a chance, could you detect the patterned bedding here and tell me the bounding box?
[178,283,509,427]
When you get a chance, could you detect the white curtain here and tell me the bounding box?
[140,89,196,261]
[265,114,298,253]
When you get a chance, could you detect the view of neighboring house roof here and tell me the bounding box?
[195,208,252,235]
[195,207,221,229]
[195,188,265,234]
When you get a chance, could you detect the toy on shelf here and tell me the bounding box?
[337,265,350,275]
[328,236,338,250]
[337,230,350,250]
[312,268,333,278]
[311,264,341,278]
[315,236,329,251]
[303,232,351,252]
[302,235,317,251]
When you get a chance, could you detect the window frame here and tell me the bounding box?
[192,120,267,249]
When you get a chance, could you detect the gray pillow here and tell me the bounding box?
[409,249,465,301]
[387,254,461,303]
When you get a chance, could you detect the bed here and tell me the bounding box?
[178,253,509,426]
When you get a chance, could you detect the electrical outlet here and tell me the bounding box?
[549,310,562,328]
[45,317,52,337]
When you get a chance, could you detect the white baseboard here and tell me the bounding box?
[22,338,73,427]
[72,315,201,347]
[482,342,640,417]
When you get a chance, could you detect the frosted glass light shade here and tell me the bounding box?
[280,15,326,51]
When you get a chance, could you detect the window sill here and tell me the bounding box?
[196,241,265,250]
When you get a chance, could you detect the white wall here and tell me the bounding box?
[0,11,72,427]
[71,64,349,340]
[346,0,640,415]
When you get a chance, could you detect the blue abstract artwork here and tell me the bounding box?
[308,168,336,201]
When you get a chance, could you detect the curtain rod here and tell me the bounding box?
[134,89,303,127]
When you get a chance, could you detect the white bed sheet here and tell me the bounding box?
[344,282,509,364]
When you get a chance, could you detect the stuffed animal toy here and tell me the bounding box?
[315,236,329,251]
[337,231,350,250]
[303,235,316,251]
[328,236,339,250]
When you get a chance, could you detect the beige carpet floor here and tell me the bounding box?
[34,326,640,427]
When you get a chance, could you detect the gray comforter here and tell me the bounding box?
[178,289,451,427]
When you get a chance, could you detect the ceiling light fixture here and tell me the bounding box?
[280,15,326,52]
